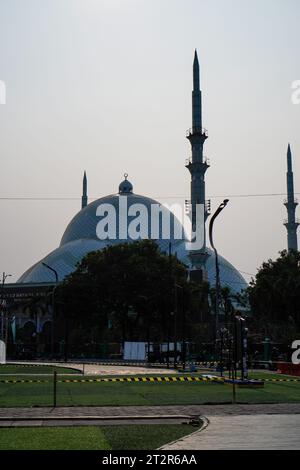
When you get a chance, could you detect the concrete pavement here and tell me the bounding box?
[7,362,174,376]
[161,414,300,450]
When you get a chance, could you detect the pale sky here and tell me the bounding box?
[0,0,299,282]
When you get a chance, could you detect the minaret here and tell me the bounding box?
[81,171,88,209]
[186,50,210,251]
[284,144,299,251]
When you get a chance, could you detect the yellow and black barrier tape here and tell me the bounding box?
[0,364,44,368]
[1,376,299,384]
[0,375,224,384]
[1,363,82,372]
[263,378,300,382]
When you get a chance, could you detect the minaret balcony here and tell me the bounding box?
[186,127,208,138]
[185,156,210,167]
[284,218,300,225]
[284,198,298,204]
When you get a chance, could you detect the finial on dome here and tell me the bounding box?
[119,174,133,194]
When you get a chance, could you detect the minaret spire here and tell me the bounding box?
[284,144,299,251]
[81,171,88,209]
[192,49,201,130]
[186,50,210,257]
[193,50,200,90]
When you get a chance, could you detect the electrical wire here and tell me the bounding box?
[0,192,298,201]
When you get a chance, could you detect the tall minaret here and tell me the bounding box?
[81,171,88,209]
[186,50,210,249]
[284,144,299,251]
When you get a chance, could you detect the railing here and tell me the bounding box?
[186,127,208,137]
[284,198,298,204]
[185,157,210,166]
[284,218,300,224]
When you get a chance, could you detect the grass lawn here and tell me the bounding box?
[0,424,195,450]
[0,373,299,407]
[0,365,79,375]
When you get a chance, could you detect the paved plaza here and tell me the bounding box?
[162,414,300,450]
[7,361,174,376]
[1,404,300,448]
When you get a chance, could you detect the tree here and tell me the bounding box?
[57,240,189,346]
[248,250,300,342]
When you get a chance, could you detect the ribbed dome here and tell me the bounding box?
[60,191,185,248]
[18,238,247,293]
[18,185,247,293]
[18,239,107,283]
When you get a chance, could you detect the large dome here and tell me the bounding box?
[18,179,247,293]
[18,238,107,284]
[60,193,184,252]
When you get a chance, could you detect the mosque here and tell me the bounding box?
[17,51,247,291]
[3,52,258,348]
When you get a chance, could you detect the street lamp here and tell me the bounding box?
[1,273,12,343]
[42,263,58,359]
[219,327,228,378]
[42,263,58,283]
[174,282,186,370]
[235,312,247,381]
[208,199,229,355]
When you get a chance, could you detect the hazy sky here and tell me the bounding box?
[0,0,299,282]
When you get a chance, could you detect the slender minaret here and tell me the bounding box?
[186,50,210,249]
[81,171,88,209]
[284,144,299,251]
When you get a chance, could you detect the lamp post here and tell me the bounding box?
[219,327,227,378]
[174,282,185,370]
[167,243,172,369]
[243,327,248,380]
[181,286,186,371]
[42,263,58,360]
[208,199,229,355]
[235,312,246,380]
[1,273,12,343]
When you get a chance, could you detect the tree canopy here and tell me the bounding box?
[57,240,206,344]
[248,250,300,341]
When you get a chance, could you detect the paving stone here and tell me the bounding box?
[161,414,300,450]
[1,403,300,419]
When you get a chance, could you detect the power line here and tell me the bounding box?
[0,197,79,200]
[0,192,298,201]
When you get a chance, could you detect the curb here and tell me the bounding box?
[3,363,82,374]
[0,414,192,422]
